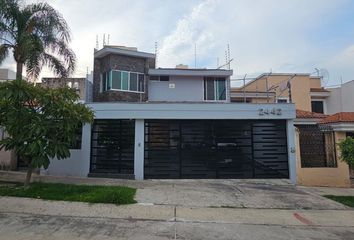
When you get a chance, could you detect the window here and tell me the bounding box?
[311,101,324,113]
[277,98,288,103]
[298,125,336,168]
[103,70,145,92]
[129,73,138,91]
[149,75,169,81]
[204,77,226,101]
[70,124,82,149]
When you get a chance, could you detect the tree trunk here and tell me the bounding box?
[24,164,33,187]
[16,62,23,80]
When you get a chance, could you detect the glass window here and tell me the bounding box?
[121,72,129,90]
[216,78,226,100]
[149,76,159,81]
[204,77,215,100]
[311,101,324,113]
[160,76,169,81]
[130,73,138,91]
[112,71,121,89]
[138,74,145,92]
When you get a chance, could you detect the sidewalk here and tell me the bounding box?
[1,196,354,227]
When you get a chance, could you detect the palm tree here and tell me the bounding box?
[0,0,76,80]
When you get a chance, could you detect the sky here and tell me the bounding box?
[2,0,354,87]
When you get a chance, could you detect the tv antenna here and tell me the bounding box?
[155,41,158,68]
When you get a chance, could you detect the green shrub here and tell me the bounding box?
[338,137,354,167]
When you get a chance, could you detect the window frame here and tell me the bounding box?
[102,70,145,93]
[203,77,227,102]
[311,100,326,114]
[276,97,289,103]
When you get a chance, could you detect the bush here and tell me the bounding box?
[338,137,354,167]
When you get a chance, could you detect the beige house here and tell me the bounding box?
[231,73,330,113]
[232,73,353,187]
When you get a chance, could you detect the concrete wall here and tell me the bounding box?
[148,76,205,102]
[326,80,354,115]
[42,124,91,177]
[296,130,351,187]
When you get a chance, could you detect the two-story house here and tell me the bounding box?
[231,73,354,187]
[43,45,296,182]
[231,73,330,114]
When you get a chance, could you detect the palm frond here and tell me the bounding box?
[0,44,10,64]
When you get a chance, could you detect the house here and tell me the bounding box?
[231,73,354,187]
[38,77,87,101]
[0,69,17,170]
[231,73,330,114]
[325,80,354,114]
[43,45,297,182]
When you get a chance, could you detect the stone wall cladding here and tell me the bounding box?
[93,54,152,102]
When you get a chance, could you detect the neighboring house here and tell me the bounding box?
[231,73,330,114]
[325,80,354,115]
[43,45,297,183]
[231,73,353,187]
[0,68,16,81]
[38,77,86,101]
[0,69,17,170]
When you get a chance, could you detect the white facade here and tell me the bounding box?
[43,102,297,183]
[326,80,354,114]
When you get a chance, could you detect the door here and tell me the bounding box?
[144,120,289,179]
[90,119,135,176]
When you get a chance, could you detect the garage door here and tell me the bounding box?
[144,120,288,179]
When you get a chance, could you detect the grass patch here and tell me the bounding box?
[324,195,354,208]
[0,182,137,205]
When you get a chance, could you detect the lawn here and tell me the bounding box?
[0,182,137,205]
[324,195,354,208]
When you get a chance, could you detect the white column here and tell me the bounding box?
[81,123,92,176]
[286,119,297,184]
[134,119,145,180]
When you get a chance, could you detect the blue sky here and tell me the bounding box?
[2,0,354,86]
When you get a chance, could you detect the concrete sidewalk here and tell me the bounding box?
[1,196,353,227]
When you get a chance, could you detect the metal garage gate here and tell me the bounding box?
[144,120,289,179]
[90,119,135,178]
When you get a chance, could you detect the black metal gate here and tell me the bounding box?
[144,120,288,179]
[90,119,135,177]
[297,125,336,168]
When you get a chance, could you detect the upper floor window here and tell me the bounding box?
[101,70,144,93]
[204,77,226,101]
[149,75,169,81]
[276,97,289,103]
[311,101,324,114]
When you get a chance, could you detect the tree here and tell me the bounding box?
[0,80,94,186]
[338,137,354,168]
[0,0,75,80]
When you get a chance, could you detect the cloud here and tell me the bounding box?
[1,0,354,86]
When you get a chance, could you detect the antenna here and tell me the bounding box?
[216,57,219,68]
[155,41,158,68]
[107,34,110,45]
[194,43,197,68]
[95,35,99,49]
[227,43,230,70]
[103,34,106,46]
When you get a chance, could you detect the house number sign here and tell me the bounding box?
[259,108,282,116]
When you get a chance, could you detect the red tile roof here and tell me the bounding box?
[320,112,354,124]
[296,109,327,119]
[310,88,330,92]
